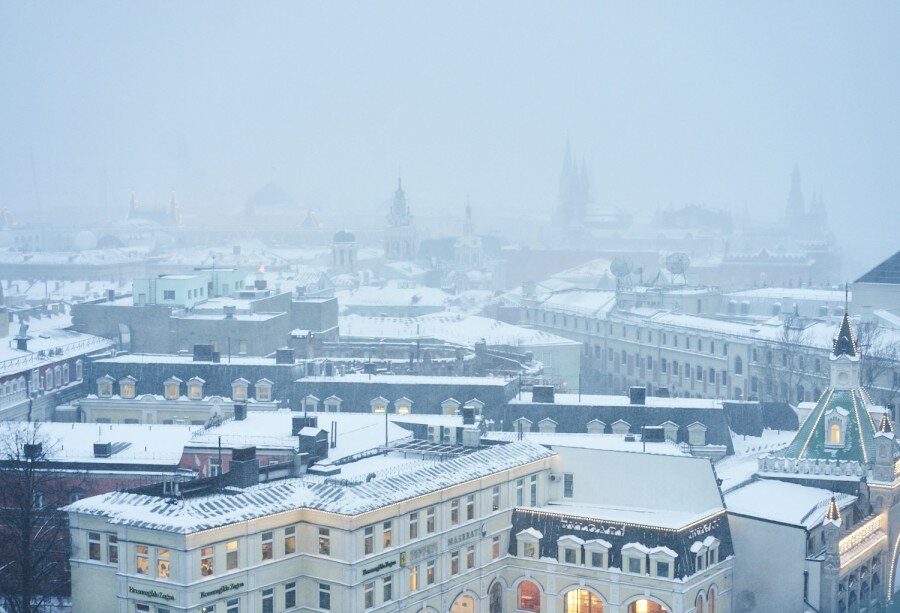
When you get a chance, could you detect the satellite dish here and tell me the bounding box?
[665,252,691,284]
[610,257,634,279]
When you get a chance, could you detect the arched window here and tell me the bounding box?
[627,600,668,613]
[489,582,503,613]
[54,366,62,388]
[75,360,83,380]
[695,593,705,612]
[45,369,53,389]
[517,581,541,612]
[707,587,716,613]
[62,364,69,385]
[829,423,842,445]
[734,356,743,375]
[564,589,603,613]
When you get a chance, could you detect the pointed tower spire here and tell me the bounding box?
[824,496,841,525]
[786,163,805,224]
[879,413,893,434]
[832,311,858,358]
[129,192,139,218]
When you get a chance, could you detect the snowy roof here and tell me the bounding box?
[511,391,722,409]
[533,289,617,318]
[337,286,449,309]
[0,327,113,377]
[725,480,856,529]
[187,411,414,459]
[0,422,195,466]
[528,501,722,531]
[299,373,514,387]
[66,440,555,533]
[485,432,688,456]
[724,287,849,302]
[339,312,579,348]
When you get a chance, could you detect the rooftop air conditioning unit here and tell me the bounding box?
[427,426,441,444]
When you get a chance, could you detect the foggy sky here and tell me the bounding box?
[0,2,897,271]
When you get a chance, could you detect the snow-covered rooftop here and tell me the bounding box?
[724,480,856,529]
[485,431,688,456]
[511,391,722,409]
[66,439,555,533]
[0,326,113,377]
[339,312,579,348]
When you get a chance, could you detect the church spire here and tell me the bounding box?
[824,496,841,525]
[832,309,857,358]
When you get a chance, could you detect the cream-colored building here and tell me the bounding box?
[67,431,732,613]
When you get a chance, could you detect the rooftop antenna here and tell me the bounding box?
[844,282,849,314]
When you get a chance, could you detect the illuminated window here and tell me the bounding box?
[285,526,296,555]
[88,532,102,561]
[492,536,501,559]
[261,532,273,561]
[518,581,541,612]
[426,559,435,584]
[107,535,118,564]
[164,378,181,400]
[97,376,113,397]
[364,526,374,554]
[136,545,149,575]
[119,377,136,399]
[564,589,603,612]
[231,379,249,400]
[627,599,668,613]
[830,423,842,445]
[156,548,170,579]
[200,547,214,576]
[225,540,238,570]
[409,565,418,591]
[187,377,204,400]
[383,520,393,548]
[255,379,273,401]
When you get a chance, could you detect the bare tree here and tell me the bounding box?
[0,423,72,613]
[758,316,820,404]
[856,320,900,409]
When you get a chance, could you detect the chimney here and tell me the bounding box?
[292,416,318,436]
[275,348,294,364]
[193,344,214,362]
[226,446,259,488]
[254,279,267,290]
[532,385,555,404]
[462,406,475,425]
[629,386,647,405]
[23,443,42,459]
[234,403,247,421]
[107,289,115,302]
[93,442,113,458]
[223,306,236,319]
[16,337,28,351]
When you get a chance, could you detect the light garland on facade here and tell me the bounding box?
[850,392,869,464]
[799,389,834,459]
[516,508,726,534]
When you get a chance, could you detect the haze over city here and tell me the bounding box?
[1,1,898,274]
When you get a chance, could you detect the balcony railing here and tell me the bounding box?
[839,514,885,555]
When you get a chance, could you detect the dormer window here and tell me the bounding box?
[97,375,114,398]
[119,376,137,399]
[557,535,584,565]
[584,539,611,569]
[649,546,678,580]
[394,397,413,415]
[324,396,342,413]
[824,407,849,449]
[441,398,461,415]
[231,378,249,401]
[303,395,320,412]
[370,396,389,414]
[164,377,182,400]
[621,543,650,574]
[516,528,542,559]
[255,379,273,401]
[187,377,205,400]
[612,420,631,435]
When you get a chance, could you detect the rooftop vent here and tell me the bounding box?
[275,348,294,365]
[629,386,647,405]
[642,426,666,443]
[93,442,113,458]
[193,344,215,362]
[23,443,42,459]
[254,279,267,290]
[231,446,256,462]
[223,306,236,319]
[292,416,318,436]
[532,385,555,404]
[234,403,247,421]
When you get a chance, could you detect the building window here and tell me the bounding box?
[409,512,419,540]
[516,479,524,506]
[466,494,475,520]
[409,565,419,591]
[518,581,541,612]
[156,548,170,579]
[225,540,238,570]
[628,557,642,574]
[524,542,536,558]
[492,486,501,511]
[62,364,70,385]
[284,526,296,555]
[591,552,604,568]
[383,575,393,602]
[108,535,118,564]
[209,457,221,477]
[734,356,743,375]
[466,544,476,568]
[136,545,149,575]
[451,499,460,525]
[285,581,297,609]
[163,290,175,300]
[563,473,574,498]
[88,532,102,561]
[226,599,239,613]
[530,475,537,506]
[262,588,274,613]
[492,536,501,559]
[188,378,204,400]
[238,340,248,354]
[451,550,460,575]
[383,520,393,548]
[260,532,273,561]
[661,358,667,373]
[232,380,248,401]
[364,582,375,609]
[200,547,214,576]
[364,526,374,554]
[164,379,180,400]
[255,380,273,401]
[317,527,329,555]
[426,507,436,533]
[318,584,331,610]
[656,561,670,577]
[76,360,83,380]
[426,558,436,584]
[97,378,113,397]
[565,548,577,564]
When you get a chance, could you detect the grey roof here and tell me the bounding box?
[856,251,900,285]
